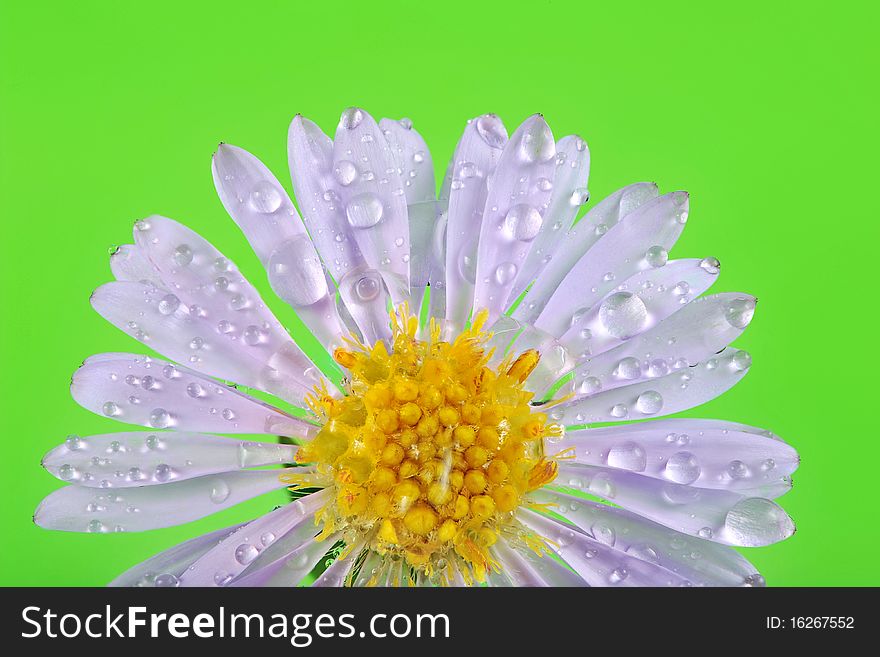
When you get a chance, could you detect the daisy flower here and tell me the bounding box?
[35,108,798,587]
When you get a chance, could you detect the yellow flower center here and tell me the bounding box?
[295,308,561,584]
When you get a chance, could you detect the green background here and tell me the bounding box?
[0,0,875,586]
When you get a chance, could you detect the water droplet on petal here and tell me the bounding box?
[725,298,755,329]
[503,204,542,241]
[665,452,701,484]
[599,292,648,339]
[699,256,720,274]
[346,193,384,229]
[172,244,193,267]
[334,160,358,186]
[210,480,230,504]
[355,275,381,301]
[636,390,663,414]
[339,107,364,130]
[102,401,120,417]
[475,114,507,149]
[154,573,180,587]
[157,294,180,315]
[645,245,668,268]
[494,262,517,285]
[149,408,170,428]
[235,543,259,565]
[248,181,282,214]
[607,441,647,471]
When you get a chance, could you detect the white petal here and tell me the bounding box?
[473,115,557,325]
[443,114,508,330]
[560,258,721,361]
[110,244,161,285]
[554,347,752,425]
[109,521,250,586]
[178,489,329,586]
[70,354,316,437]
[569,293,756,396]
[43,431,299,488]
[514,182,659,325]
[331,108,410,303]
[534,191,689,337]
[287,115,365,281]
[406,200,447,313]
[212,144,346,349]
[553,462,795,547]
[556,418,798,495]
[528,489,765,585]
[90,280,318,406]
[34,469,294,532]
[492,539,586,586]
[510,134,590,301]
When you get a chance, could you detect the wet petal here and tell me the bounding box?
[178,489,329,586]
[379,118,436,205]
[510,134,590,301]
[312,541,365,587]
[90,281,318,406]
[212,144,346,349]
[493,538,586,586]
[518,509,692,586]
[514,182,659,325]
[337,266,393,346]
[556,418,798,495]
[568,293,756,396]
[552,462,795,547]
[332,108,410,303]
[70,353,316,436]
[559,258,720,361]
[287,115,365,281]
[555,347,751,425]
[473,115,557,324]
[444,114,508,330]
[110,244,161,285]
[406,200,446,314]
[109,521,250,586]
[42,431,299,488]
[535,191,689,337]
[34,469,296,532]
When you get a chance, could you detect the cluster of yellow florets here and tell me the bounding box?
[296,308,561,583]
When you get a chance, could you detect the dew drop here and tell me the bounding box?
[157,294,180,315]
[248,181,282,214]
[172,244,193,267]
[645,245,668,268]
[234,544,259,565]
[725,298,756,329]
[665,452,701,484]
[345,193,384,229]
[699,256,720,274]
[607,441,647,471]
[636,390,663,415]
[599,292,648,339]
[475,114,507,149]
[494,262,517,285]
[210,480,230,504]
[149,408,170,428]
[503,204,543,241]
[334,160,358,186]
[340,107,364,130]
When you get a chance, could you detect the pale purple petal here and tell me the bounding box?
[379,118,436,205]
[337,267,393,346]
[552,462,795,547]
[42,432,299,488]
[287,115,365,281]
[473,115,556,324]
[560,258,721,361]
[498,537,588,586]
[70,354,316,437]
[90,281,318,406]
[109,521,250,587]
[528,488,766,586]
[312,542,365,587]
[179,489,328,586]
[486,316,572,398]
[510,134,590,301]
[331,108,410,303]
[34,469,297,533]
[231,535,337,587]
[555,418,798,495]
[110,244,161,286]
[553,347,751,425]
[534,191,689,337]
[514,182,660,325]
[568,293,756,396]
[444,114,508,330]
[212,144,346,349]
[403,200,446,313]
[518,509,693,586]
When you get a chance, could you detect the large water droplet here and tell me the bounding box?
[518,117,555,163]
[345,193,384,229]
[235,543,260,565]
[503,204,542,241]
[102,401,120,417]
[665,451,701,484]
[339,107,364,130]
[699,256,720,274]
[607,441,647,471]
[731,350,752,371]
[355,275,381,301]
[636,390,663,414]
[725,298,755,329]
[267,236,328,307]
[599,292,648,339]
[645,245,668,268]
[614,356,642,380]
[210,480,230,504]
[475,114,507,149]
[173,245,193,267]
[157,294,180,315]
[494,262,517,285]
[154,573,180,587]
[149,408,170,428]
[723,498,794,546]
[334,160,358,186]
[248,181,282,214]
